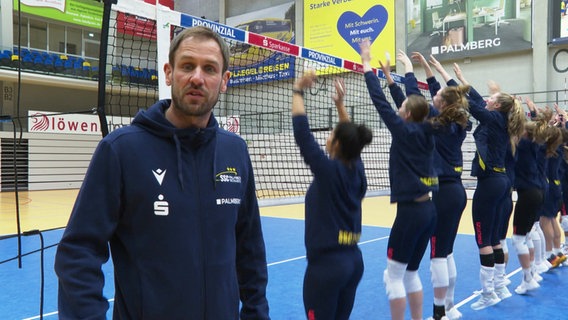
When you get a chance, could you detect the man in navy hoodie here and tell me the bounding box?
[54,26,270,319]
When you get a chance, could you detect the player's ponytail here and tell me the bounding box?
[496,93,525,154]
[334,122,373,162]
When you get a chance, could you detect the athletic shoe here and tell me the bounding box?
[514,278,540,295]
[503,277,511,286]
[544,258,554,269]
[471,292,501,310]
[535,262,549,274]
[557,253,567,265]
[548,254,562,268]
[445,307,462,320]
[562,244,568,255]
[495,286,512,300]
[532,271,543,283]
[426,317,449,320]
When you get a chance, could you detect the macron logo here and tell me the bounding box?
[152,168,166,186]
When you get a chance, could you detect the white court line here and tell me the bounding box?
[267,255,306,267]
[266,234,525,312]
[22,298,116,320]
[359,236,390,245]
[266,235,390,267]
[454,267,522,309]
[22,311,58,320]
[26,234,519,319]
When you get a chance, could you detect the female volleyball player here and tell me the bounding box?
[360,39,438,320]
[511,109,546,293]
[509,99,565,294]
[378,50,470,320]
[292,69,373,320]
[410,53,471,320]
[453,66,518,301]
[559,116,568,256]
[535,102,567,270]
[456,65,525,310]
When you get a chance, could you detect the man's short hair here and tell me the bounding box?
[168,26,230,72]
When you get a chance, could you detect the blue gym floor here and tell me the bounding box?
[1,216,567,319]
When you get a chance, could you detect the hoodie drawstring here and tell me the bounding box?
[213,135,218,190]
[173,134,184,190]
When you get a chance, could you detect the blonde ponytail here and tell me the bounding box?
[505,97,525,155]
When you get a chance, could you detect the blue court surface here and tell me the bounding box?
[1,216,567,319]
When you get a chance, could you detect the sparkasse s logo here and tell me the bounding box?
[154,194,169,216]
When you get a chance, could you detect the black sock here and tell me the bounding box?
[434,304,446,320]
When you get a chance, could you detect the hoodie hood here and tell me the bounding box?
[132,99,219,141]
[131,99,219,189]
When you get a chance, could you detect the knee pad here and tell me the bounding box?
[384,260,406,300]
[527,236,534,249]
[500,239,509,254]
[536,224,546,240]
[493,248,505,264]
[512,234,529,255]
[430,258,449,288]
[479,253,494,267]
[403,270,423,294]
[561,217,568,232]
[447,253,457,280]
[526,231,536,249]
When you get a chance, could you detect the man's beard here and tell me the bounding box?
[170,84,218,117]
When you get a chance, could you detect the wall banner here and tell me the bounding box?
[406,0,532,61]
[15,0,103,28]
[304,0,395,68]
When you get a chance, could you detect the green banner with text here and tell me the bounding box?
[15,0,103,28]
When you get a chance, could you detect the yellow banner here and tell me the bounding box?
[304,0,395,71]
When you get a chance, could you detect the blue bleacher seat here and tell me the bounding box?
[63,59,74,74]
[111,64,121,83]
[142,68,150,85]
[21,54,34,69]
[129,66,143,84]
[33,55,45,71]
[120,65,130,83]
[54,58,64,73]
[43,56,55,73]
[0,52,10,67]
[73,60,83,76]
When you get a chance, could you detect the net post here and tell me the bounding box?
[96,0,118,138]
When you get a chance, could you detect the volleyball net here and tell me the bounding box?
[102,0,440,200]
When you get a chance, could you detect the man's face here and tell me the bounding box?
[164,36,230,119]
